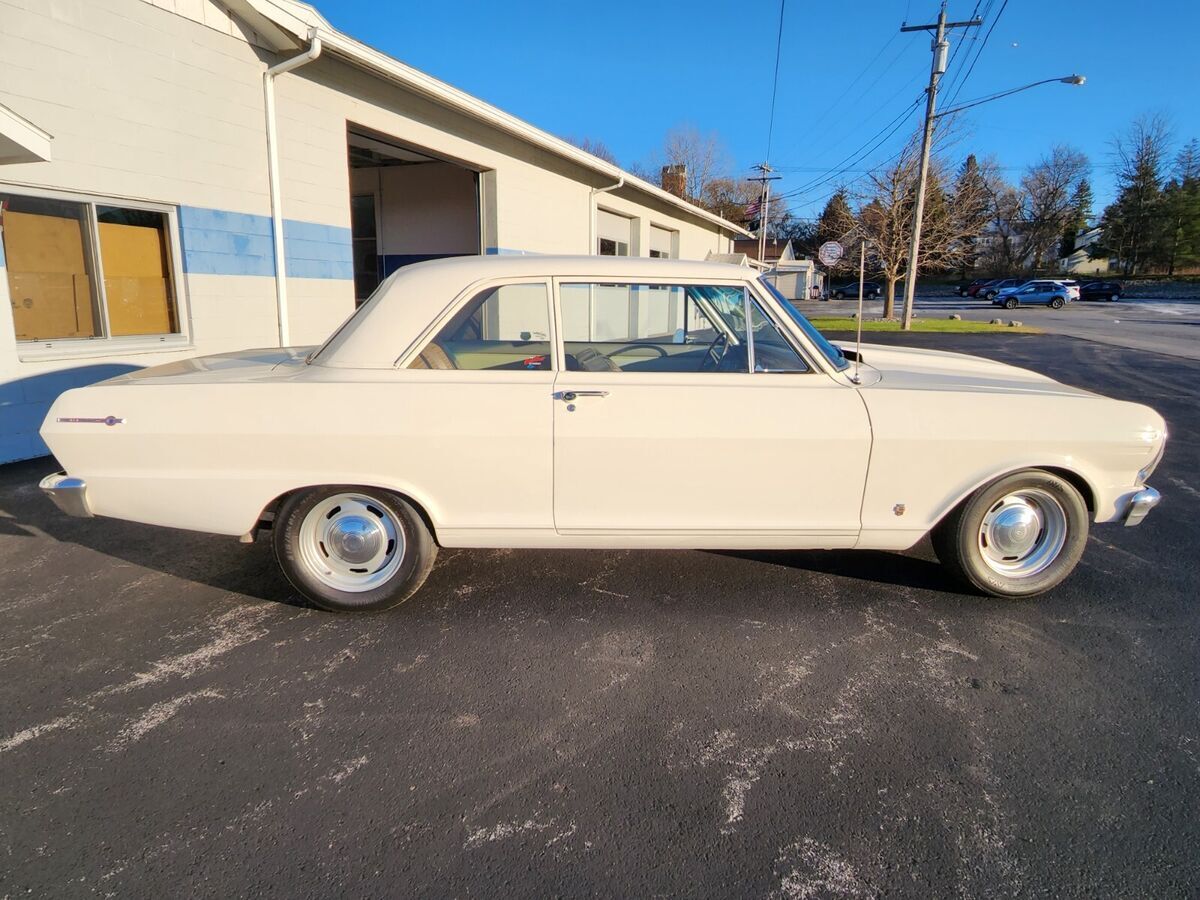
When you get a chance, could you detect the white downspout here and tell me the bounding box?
[587,176,624,254]
[263,31,323,347]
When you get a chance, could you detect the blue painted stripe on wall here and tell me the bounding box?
[178,206,352,280]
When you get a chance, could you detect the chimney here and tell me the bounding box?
[661,164,687,198]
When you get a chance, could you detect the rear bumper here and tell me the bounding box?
[1123,486,1161,527]
[39,472,93,518]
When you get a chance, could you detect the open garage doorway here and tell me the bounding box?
[347,127,482,303]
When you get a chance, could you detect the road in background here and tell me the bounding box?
[800,294,1200,361]
[1,334,1197,897]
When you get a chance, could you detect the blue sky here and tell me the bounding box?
[318,1,1200,220]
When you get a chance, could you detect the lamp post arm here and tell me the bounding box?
[936,75,1085,119]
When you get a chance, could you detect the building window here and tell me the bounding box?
[649,225,677,259]
[596,208,632,257]
[2,189,183,346]
[598,237,629,256]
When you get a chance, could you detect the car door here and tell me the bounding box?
[550,278,872,546]
[394,278,556,536]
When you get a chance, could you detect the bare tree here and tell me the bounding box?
[856,138,990,318]
[564,136,619,165]
[1020,146,1090,271]
[658,125,731,202]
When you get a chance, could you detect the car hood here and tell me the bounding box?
[842,342,1098,398]
[100,347,315,385]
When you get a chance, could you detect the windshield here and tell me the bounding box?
[758,277,850,372]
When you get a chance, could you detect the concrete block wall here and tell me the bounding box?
[0,0,736,465]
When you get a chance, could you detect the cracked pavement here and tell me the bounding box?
[1,333,1197,897]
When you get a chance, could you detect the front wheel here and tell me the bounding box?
[932,469,1088,598]
[834,291,846,299]
[273,486,437,612]
[1110,294,1120,302]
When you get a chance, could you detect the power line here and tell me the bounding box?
[944,0,1008,110]
[764,0,787,161]
[773,95,924,203]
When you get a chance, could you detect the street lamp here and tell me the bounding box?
[899,72,1086,330]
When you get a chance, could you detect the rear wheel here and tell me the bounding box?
[834,291,846,299]
[1110,293,1120,302]
[273,486,437,612]
[1049,296,1065,309]
[932,469,1088,598]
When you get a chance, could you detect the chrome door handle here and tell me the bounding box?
[555,390,609,402]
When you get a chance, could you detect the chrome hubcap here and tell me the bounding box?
[978,489,1068,578]
[297,493,404,593]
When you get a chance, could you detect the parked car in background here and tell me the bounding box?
[980,278,1023,300]
[965,279,997,297]
[39,255,1165,610]
[1080,281,1124,302]
[957,279,987,296]
[832,281,881,300]
[994,280,1073,309]
[1053,279,1081,302]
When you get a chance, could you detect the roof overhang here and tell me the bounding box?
[235,0,749,237]
[0,103,52,165]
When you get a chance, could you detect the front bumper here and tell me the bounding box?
[1123,486,1161,527]
[39,472,93,518]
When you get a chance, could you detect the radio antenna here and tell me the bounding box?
[853,240,865,384]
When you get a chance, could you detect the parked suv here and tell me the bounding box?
[1080,281,1124,302]
[993,280,1072,309]
[832,282,881,300]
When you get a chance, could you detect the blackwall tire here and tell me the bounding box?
[932,469,1089,598]
[1004,298,1019,309]
[273,486,437,612]
[1050,297,1065,309]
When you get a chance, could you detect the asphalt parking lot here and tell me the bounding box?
[2,333,1197,897]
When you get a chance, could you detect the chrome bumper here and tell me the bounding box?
[1123,486,1161,527]
[39,472,93,518]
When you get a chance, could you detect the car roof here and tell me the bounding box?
[312,254,759,368]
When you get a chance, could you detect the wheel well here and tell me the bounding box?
[256,485,440,543]
[1040,466,1095,513]
[935,464,1097,532]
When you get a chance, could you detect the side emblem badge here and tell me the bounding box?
[57,416,126,427]
[893,503,906,516]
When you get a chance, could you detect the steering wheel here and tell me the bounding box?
[604,343,669,360]
[699,333,729,372]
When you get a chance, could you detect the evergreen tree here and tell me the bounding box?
[951,154,991,277]
[1059,178,1094,258]
[1162,139,1200,274]
[1094,115,1171,274]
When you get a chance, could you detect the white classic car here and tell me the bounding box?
[40,256,1165,612]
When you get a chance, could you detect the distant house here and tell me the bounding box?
[1059,228,1111,275]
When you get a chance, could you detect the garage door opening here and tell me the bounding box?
[347,127,481,303]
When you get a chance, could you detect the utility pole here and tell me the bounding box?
[899,3,980,329]
[749,163,781,265]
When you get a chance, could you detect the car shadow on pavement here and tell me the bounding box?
[710,545,960,595]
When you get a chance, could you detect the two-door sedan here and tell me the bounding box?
[39,256,1165,611]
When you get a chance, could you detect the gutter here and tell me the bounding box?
[588,176,624,254]
[263,30,323,347]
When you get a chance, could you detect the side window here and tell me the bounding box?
[559,282,750,373]
[408,283,551,371]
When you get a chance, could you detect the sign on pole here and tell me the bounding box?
[818,241,844,267]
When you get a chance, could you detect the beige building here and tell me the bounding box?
[0,0,744,463]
